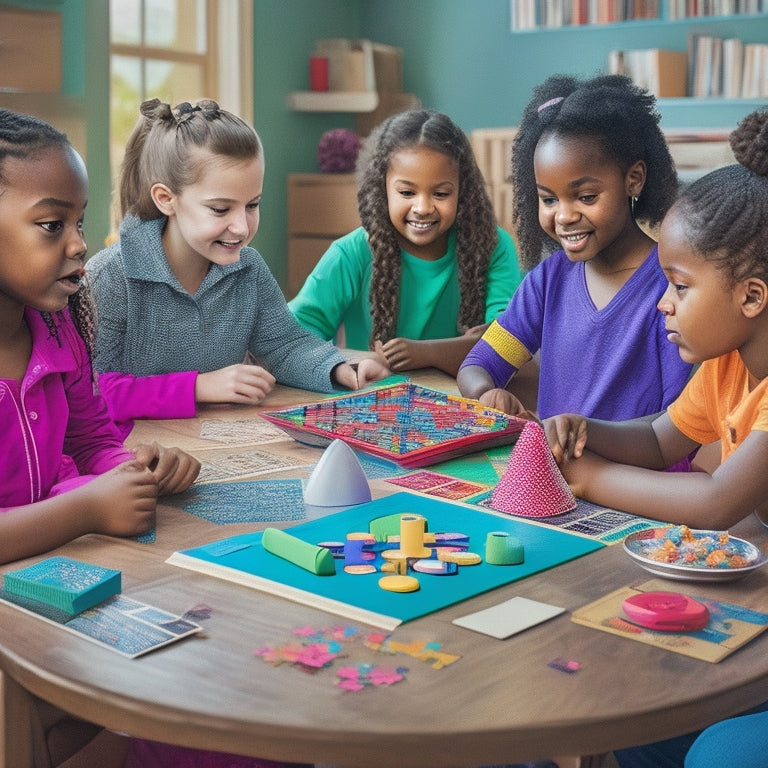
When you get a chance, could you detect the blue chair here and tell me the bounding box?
[684,709,768,768]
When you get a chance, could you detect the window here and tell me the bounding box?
[108,0,252,226]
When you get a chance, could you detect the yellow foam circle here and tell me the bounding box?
[378,575,420,593]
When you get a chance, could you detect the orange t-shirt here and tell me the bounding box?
[668,350,768,462]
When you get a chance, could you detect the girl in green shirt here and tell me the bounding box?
[289,109,525,378]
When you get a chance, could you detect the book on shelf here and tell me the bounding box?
[608,48,688,97]
[742,43,768,98]
[669,0,768,18]
[2,556,121,615]
[688,32,767,98]
[510,0,659,29]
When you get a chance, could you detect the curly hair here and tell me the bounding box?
[511,74,678,271]
[672,107,768,286]
[0,109,96,357]
[356,109,499,347]
[119,98,262,219]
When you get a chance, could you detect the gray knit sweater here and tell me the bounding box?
[86,215,346,396]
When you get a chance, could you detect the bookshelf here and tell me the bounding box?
[508,5,768,125]
[510,2,768,30]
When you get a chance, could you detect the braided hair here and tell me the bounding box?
[0,109,96,356]
[511,74,678,271]
[673,108,768,286]
[119,98,263,220]
[356,109,499,347]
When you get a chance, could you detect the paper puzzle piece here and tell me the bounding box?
[195,450,311,484]
[199,418,289,446]
[490,421,577,518]
[336,664,407,691]
[170,479,306,524]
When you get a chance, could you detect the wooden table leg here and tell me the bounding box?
[0,670,38,768]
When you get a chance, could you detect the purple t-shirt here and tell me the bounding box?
[460,246,692,420]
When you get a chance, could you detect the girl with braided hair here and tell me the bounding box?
[459,74,692,423]
[0,108,199,564]
[87,99,386,437]
[289,109,524,377]
[545,106,768,532]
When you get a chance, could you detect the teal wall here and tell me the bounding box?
[252,0,360,285]
[361,0,768,131]
[7,0,768,286]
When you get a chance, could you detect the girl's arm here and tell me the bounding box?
[376,324,488,377]
[98,371,198,423]
[0,462,158,565]
[549,412,768,528]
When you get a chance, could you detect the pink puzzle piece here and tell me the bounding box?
[490,421,576,518]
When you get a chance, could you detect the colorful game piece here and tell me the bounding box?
[490,421,577,518]
[261,382,526,468]
[412,559,458,575]
[304,438,371,507]
[438,551,482,566]
[344,564,377,575]
[261,528,336,576]
[485,531,524,565]
[379,575,420,593]
[398,514,432,558]
[622,591,710,632]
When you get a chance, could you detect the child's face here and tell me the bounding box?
[157,151,264,268]
[0,145,88,314]
[657,208,749,364]
[534,134,640,264]
[385,146,459,261]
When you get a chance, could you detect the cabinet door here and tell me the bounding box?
[288,174,360,236]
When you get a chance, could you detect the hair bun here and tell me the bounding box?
[730,108,768,177]
[140,98,173,123]
[196,99,221,119]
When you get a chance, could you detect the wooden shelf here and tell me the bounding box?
[286,91,379,113]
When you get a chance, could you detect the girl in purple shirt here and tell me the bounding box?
[458,74,692,421]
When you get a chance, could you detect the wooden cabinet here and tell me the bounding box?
[286,173,361,299]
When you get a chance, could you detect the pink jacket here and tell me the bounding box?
[1,308,133,508]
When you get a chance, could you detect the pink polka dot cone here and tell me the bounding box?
[490,420,577,518]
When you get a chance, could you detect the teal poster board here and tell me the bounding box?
[168,493,603,629]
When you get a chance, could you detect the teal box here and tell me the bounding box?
[3,556,121,615]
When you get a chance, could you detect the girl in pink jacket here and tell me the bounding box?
[0,108,199,565]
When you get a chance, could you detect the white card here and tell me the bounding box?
[452,597,565,639]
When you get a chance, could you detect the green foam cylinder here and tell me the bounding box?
[261,528,336,575]
[485,531,524,565]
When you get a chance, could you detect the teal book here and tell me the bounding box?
[3,556,121,615]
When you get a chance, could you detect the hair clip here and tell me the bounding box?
[537,96,565,114]
[172,102,202,125]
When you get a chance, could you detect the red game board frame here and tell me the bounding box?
[260,382,526,468]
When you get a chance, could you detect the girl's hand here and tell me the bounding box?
[133,442,201,495]
[195,364,276,405]
[332,358,391,390]
[543,414,588,463]
[81,462,158,537]
[375,337,422,371]
[355,357,391,388]
[478,388,537,420]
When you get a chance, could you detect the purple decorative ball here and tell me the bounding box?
[317,128,362,173]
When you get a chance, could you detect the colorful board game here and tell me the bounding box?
[260,382,526,468]
[167,493,604,630]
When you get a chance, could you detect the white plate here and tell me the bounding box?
[623,528,768,583]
